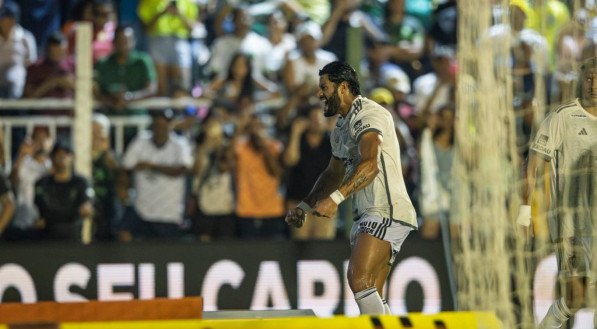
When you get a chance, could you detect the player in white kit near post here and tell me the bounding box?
[519,58,597,328]
[285,61,417,314]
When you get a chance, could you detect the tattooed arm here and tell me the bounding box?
[313,131,381,218]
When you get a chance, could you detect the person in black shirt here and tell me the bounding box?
[35,141,94,241]
[283,104,333,240]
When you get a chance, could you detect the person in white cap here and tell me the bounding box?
[282,20,336,99]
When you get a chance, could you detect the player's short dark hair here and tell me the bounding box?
[319,61,361,96]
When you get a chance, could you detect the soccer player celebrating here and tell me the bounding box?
[285,61,417,314]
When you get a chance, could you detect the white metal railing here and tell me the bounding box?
[0,96,286,169]
[0,96,213,167]
[0,96,212,110]
[0,115,152,167]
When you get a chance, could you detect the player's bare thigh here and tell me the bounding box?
[348,232,392,292]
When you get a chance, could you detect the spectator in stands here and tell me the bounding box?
[16,0,64,54]
[419,104,456,240]
[278,0,331,26]
[383,67,413,119]
[208,4,271,79]
[35,140,94,242]
[283,104,334,240]
[263,11,296,81]
[62,0,94,35]
[204,52,255,103]
[23,32,74,100]
[234,113,286,240]
[275,83,318,133]
[525,0,570,68]
[94,24,157,114]
[427,0,457,48]
[65,0,116,62]
[138,0,198,96]
[92,113,121,241]
[205,52,277,105]
[361,38,407,94]
[0,2,37,99]
[0,172,15,239]
[320,0,385,62]
[282,20,336,99]
[5,127,51,241]
[412,45,456,130]
[192,116,235,241]
[485,1,547,155]
[119,109,193,241]
[553,8,590,102]
[380,0,425,80]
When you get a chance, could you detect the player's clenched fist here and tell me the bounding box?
[285,201,313,228]
[285,207,306,228]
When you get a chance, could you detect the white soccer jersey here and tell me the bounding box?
[122,132,193,224]
[331,96,417,228]
[530,99,597,241]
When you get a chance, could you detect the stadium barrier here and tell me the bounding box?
[0,297,203,324]
[0,312,502,329]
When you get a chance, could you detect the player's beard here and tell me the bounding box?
[323,87,341,117]
[582,89,597,107]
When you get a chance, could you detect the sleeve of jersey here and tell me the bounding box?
[529,112,563,160]
[349,107,385,142]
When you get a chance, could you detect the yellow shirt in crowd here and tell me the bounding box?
[138,0,198,39]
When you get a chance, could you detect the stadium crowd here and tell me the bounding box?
[0,0,592,243]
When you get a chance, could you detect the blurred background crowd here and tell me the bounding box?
[0,0,592,243]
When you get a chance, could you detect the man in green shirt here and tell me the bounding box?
[94,24,157,115]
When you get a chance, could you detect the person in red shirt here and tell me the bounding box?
[23,32,74,100]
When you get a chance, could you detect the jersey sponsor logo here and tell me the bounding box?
[579,128,588,135]
[532,144,551,155]
[571,114,586,118]
[536,134,549,146]
[353,120,371,135]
